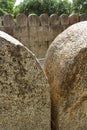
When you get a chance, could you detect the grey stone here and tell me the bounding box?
[28,14,40,26]
[45,22,87,130]
[40,14,49,26]
[0,31,51,130]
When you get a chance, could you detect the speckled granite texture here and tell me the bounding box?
[45,22,87,130]
[0,31,51,130]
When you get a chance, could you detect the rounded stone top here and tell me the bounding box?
[28,14,40,26]
[46,21,87,71]
[0,31,51,130]
[50,14,60,25]
[45,21,87,94]
[16,14,28,26]
[69,14,79,25]
[40,13,49,26]
[60,14,69,26]
[3,14,14,27]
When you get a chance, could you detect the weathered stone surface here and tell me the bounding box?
[45,22,87,130]
[69,14,79,25]
[49,14,62,41]
[28,14,40,26]
[40,14,49,26]
[60,14,69,29]
[16,14,28,27]
[3,14,14,36]
[14,25,29,50]
[3,14,14,27]
[0,18,2,26]
[14,14,29,50]
[0,31,51,130]
[1,13,87,58]
[50,14,60,25]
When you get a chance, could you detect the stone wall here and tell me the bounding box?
[0,13,87,57]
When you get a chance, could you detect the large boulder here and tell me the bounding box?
[45,22,87,130]
[0,31,51,130]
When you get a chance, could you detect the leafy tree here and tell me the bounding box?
[0,0,15,16]
[13,5,21,17]
[56,0,71,15]
[0,8,6,16]
[19,0,42,15]
[14,0,72,16]
[63,0,72,14]
[72,0,87,14]
[41,0,59,15]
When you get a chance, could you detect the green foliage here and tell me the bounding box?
[1,0,87,17]
[0,0,15,16]
[14,0,72,16]
[41,0,58,15]
[72,0,87,14]
[57,0,72,15]
[19,0,42,15]
[0,8,6,16]
[63,0,72,14]
[13,6,20,17]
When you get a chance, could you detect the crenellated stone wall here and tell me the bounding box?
[0,13,87,57]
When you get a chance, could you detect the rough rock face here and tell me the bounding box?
[0,31,51,130]
[45,22,87,130]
